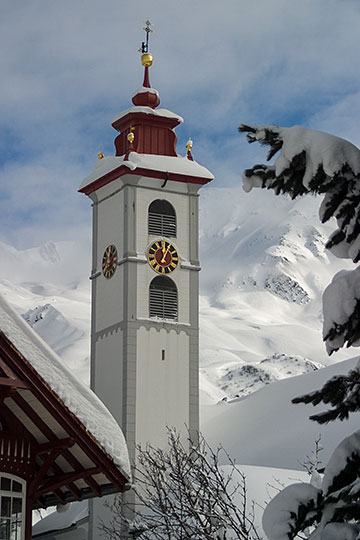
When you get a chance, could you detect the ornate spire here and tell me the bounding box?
[112,21,182,158]
[132,19,160,108]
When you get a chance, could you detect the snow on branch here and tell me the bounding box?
[292,361,360,424]
[239,124,360,263]
[262,482,321,540]
[262,432,360,539]
[322,268,360,354]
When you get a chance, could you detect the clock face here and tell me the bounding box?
[102,244,118,279]
[147,240,179,274]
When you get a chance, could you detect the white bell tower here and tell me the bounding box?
[79,25,213,538]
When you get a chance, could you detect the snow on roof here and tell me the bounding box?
[112,105,183,124]
[32,501,88,536]
[0,294,131,480]
[79,152,214,191]
[132,86,160,98]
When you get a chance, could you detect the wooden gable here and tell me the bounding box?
[0,297,130,539]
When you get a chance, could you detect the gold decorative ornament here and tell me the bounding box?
[186,137,193,151]
[141,53,153,67]
[97,144,104,160]
[127,131,135,143]
[147,240,179,274]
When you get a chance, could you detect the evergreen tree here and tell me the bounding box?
[240,124,360,539]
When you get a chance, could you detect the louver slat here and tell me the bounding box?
[148,213,176,237]
[150,289,178,320]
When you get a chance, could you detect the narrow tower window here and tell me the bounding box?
[149,276,178,320]
[148,199,176,237]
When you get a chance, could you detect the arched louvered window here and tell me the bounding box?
[148,200,176,237]
[149,276,178,321]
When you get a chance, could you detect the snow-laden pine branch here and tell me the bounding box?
[240,124,360,539]
[240,124,360,262]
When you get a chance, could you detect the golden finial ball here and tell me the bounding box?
[141,53,153,67]
[97,151,104,160]
[127,132,135,144]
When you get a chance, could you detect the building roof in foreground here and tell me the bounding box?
[0,294,131,508]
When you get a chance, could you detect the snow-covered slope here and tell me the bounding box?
[0,241,91,383]
[202,356,360,471]
[199,186,354,403]
[1,185,358,472]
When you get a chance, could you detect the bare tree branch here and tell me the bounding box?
[100,429,260,540]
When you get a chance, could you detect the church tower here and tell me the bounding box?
[79,23,213,537]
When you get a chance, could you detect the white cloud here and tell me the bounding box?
[1,0,359,247]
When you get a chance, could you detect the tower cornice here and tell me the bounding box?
[79,153,213,195]
[79,163,212,195]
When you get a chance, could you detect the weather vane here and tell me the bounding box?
[141,19,153,53]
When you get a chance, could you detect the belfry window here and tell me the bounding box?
[149,276,178,321]
[148,200,176,237]
[0,474,25,540]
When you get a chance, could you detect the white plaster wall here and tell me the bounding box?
[135,326,190,449]
[95,189,124,330]
[94,330,123,426]
[95,265,124,331]
[96,187,124,259]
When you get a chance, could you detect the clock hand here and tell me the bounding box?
[161,245,170,263]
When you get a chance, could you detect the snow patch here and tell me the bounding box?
[22,304,83,357]
[79,152,213,191]
[111,105,183,124]
[262,482,320,540]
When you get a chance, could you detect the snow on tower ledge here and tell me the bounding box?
[79,152,213,194]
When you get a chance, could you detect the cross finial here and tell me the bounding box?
[141,19,153,53]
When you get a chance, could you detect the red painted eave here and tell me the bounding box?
[79,165,213,196]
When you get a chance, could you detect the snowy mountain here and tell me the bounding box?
[199,186,354,403]
[0,240,91,383]
[1,185,358,472]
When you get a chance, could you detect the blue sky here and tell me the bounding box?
[1,0,360,248]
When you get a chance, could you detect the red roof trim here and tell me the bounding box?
[0,333,128,493]
[79,164,212,195]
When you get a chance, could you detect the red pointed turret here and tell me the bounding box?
[79,44,213,196]
[131,57,160,109]
[111,52,181,157]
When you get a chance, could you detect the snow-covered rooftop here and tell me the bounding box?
[79,152,214,191]
[132,86,160,98]
[112,105,183,124]
[0,294,131,480]
[32,501,88,536]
